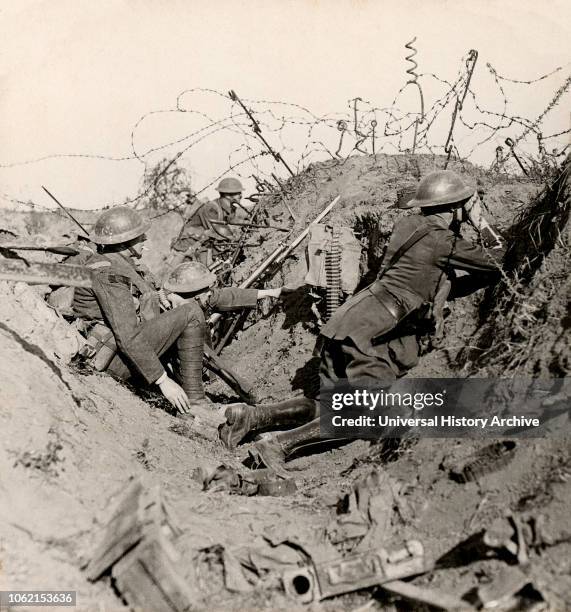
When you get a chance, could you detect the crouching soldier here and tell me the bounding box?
[73,205,284,415]
[219,170,506,475]
[170,177,247,269]
[162,261,283,401]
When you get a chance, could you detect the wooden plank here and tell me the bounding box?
[112,531,197,612]
[86,480,182,581]
[381,579,475,611]
[86,480,146,581]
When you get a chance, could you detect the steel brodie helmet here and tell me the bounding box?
[91,207,150,245]
[216,177,243,194]
[404,170,475,209]
[163,261,216,293]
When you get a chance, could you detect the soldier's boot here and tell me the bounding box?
[219,397,317,450]
[253,417,322,478]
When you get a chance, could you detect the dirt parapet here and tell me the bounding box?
[460,156,570,377]
[0,281,82,363]
[214,153,541,399]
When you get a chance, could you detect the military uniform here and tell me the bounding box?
[73,251,258,392]
[318,213,505,386]
[171,198,242,267]
[219,170,507,472]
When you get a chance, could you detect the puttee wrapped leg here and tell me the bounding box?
[176,319,206,402]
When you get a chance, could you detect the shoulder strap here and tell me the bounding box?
[86,260,111,270]
[185,199,207,220]
[85,253,112,270]
[377,225,432,280]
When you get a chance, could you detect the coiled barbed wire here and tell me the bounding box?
[2,56,570,211]
[403,37,425,153]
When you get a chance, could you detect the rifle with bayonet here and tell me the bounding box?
[217,192,268,283]
[209,191,279,343]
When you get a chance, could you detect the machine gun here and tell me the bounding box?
[210,195,341,352]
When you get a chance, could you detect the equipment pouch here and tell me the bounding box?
[80,322,117,371]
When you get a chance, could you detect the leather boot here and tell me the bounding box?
[219,397,317,450]
[176,319,206,402]
[253,417,321,478]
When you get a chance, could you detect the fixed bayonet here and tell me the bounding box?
[41,186,90,236]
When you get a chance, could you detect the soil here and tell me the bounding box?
[0,153,569,611]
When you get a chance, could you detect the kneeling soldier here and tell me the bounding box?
[73,207,281,415]
[163,261,283,400]
[219,170,506,475]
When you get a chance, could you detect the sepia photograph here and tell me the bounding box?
[0,1,570,610]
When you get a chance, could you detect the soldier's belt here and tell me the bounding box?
[368,284,409,322]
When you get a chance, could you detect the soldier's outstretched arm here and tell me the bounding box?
[436,231,505,275]
[206,287,259,312]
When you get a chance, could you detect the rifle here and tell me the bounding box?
[209,219,290,232]
[218,193,266,285]
[0,260,93,287]
[0,243,81,256]
[41,186,90,237]
[210,195,342,350]
[203,346,257,404]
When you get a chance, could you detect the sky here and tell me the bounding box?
[1,0,570,210]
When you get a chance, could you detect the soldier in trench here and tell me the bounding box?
[218,170,507,475]
[170,177,250,270]
[72,206,282,418]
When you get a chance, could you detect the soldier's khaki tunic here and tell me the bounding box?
[73,251,257,384]
[318,213,505,386]
[171,198,243,265]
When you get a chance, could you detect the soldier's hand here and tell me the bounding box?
[257,287,283,300]
[280,282,307,296]
[158,377,190,414]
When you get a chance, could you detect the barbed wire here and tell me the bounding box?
[486,62,568,84]
[513,73,571,146]
[149,152,268,219]
[1,55,570,214]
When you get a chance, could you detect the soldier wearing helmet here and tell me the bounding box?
[73,207,215,415]
[163,261,283,312]
[162,261,285,406]
[171,177,247,269]
[164,262,282,313]
[219,170,506,476]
